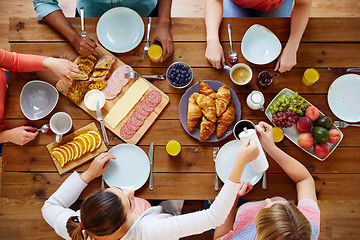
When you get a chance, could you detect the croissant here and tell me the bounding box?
[199,81,216,97]
[199,116,216,142]
[193,93,217,123]
[187,93,203,132]
[216,100,236,138]
[215,84,231,117]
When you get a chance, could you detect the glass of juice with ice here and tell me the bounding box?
[166,140,181,156]
[148,44,163,62]
[302,68,320,86]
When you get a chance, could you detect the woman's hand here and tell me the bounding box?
[236,138,260,164]
[256,121,277,153]
[274,43,298,73]
[0,126,38,146]
[205,39,225,69]
[43,57,87,84]
[151,23,173,62]
[80,153,116,184]
[237,182,253,198]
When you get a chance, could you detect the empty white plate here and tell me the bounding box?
[241,24,282,65]
[103,144,150,190]
[328,74,360,122]
[215,140,262,185]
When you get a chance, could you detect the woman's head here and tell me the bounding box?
[67,187,135,240]
[254,199,312,240]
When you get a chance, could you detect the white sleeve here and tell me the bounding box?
[41,172,88,240]
[141,180,240,239]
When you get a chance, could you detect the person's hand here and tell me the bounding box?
[0,126,38,146]
[236,138,260,164]
[237,181,253,198]
[256,121,277,153]
[43,57,87,84]
[274,44,297,73]
[150,23,173,62]
[205,39,225,69]
[73,35,100,56]
[80,153,116,184]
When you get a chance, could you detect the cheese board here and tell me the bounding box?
[47,122,108,175]
[56,46,169,144]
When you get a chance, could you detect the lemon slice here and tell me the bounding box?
[53,147,69,163]
[85,133,97,152]
[51,150,66,167]
[67,142,80,160]
[74,136,87,155]
[88,130,102,149]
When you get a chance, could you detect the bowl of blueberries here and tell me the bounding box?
[166,62,193,89]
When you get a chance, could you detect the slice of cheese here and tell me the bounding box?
[104,78,150,128]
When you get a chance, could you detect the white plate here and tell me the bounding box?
[103,144,150,190]
[241,24,282,65]
[97,7,144,53]
[328,74,360,122]
[215,140,262,185]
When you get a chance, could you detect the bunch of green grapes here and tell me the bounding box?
[269,92,311,116]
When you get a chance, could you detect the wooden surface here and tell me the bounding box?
[55,46,170,144]
[2,17,360,239]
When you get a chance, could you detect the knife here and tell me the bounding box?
[148,142,154,191]
[96,100,109,146]
[328,67,360,73]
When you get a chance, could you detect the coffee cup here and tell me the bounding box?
[50,112,72,142]
[224,63,253,86]
[233,120,256,140]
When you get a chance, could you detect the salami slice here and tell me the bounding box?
[145,90,162,107]
[129,115,144,127]
[120,126,133,139]
[134,108,150,121]
[126,120,139,132]
[138,101,154,114]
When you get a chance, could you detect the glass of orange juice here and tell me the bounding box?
[302,68,320,86]
[166,140,181,156]
[272,127,284,143]
[148,44,163,62]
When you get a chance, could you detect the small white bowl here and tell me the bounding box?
[20,80,59,120]
[241,24,282,65]
[84,90,106,111]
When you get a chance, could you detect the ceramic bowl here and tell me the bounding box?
[241,24,282,65]
[166,62,193,89]
[20,80,59,120]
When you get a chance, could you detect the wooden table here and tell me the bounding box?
[2,17,360,239]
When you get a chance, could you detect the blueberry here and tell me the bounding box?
[176,69,180,74]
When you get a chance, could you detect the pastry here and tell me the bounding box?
[214,84,231,117]
[89,80,107,90]
[216,100,236,138]
[187,93,203,132]
[95,55,116,69]
[199,81,216,97]
[68,80,91,104]
[92,69,109,78]
[193,93,217,123]
[199,116,216,142]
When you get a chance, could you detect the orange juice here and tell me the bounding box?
[302,68,320,86]
[272,127,284,143]
[148,44,163,62]
[166,140,181,156]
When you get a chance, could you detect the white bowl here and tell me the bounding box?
[84,90,106,111]
[20,80,59,120]
[241,24,282,65]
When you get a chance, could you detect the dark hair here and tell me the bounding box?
[66,190,126,240]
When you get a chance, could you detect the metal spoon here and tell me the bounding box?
[227,24,238,64]
[37,124,51,134]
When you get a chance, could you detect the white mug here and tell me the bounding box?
[223,63,253,86]
[50,112,72,142]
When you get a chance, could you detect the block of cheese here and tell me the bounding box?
[104,78,150,128]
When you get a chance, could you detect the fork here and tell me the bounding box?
[213,147,220,191]
[144,17,152,57]
[124,71,166,80]
[334,120,360,128]
[80,7,86,37]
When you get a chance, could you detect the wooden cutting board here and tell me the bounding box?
[56,46,169,144]
[47,122,108,175]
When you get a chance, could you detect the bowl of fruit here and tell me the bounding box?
[166,62,193,89]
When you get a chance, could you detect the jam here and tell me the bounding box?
[257,71,274,89]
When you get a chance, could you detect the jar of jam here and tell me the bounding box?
[257,71,275,89]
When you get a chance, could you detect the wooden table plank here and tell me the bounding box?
[9,17,360,43]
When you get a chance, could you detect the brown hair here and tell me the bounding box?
[254,202,312,240]
[66,190,127,240]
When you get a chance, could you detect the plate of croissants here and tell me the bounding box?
[179,80,241,142]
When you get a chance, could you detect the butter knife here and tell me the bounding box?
[213,147,220,191]
[328,67,360,73]
[148,142,154,190]
[96,100,109,146]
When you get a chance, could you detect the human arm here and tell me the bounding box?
[150,0,173,62]
[213,182,253,240]
[256,121,317,202]
[275,0,312,73]
[205,0,225,69]
[0,126,39,146]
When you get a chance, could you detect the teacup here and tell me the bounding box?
[233,120,256,140]
[50,112,72,143]
[224,63,253,86]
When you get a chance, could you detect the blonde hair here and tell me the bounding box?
[254,202,312,240]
